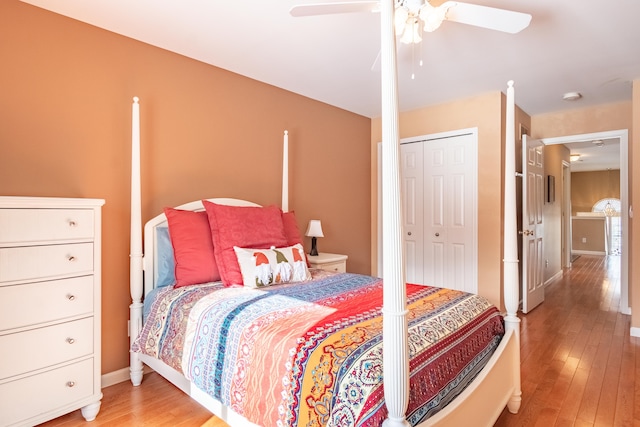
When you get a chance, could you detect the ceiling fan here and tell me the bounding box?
[290,0,532,43]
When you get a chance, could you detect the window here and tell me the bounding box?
[592,198,620,215]
[592,198,621,255]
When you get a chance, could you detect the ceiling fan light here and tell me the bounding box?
[394,6,409,34]
[400,17,422,44]
[419,3,446,32]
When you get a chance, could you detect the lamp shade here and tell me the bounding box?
[305,220,324,238]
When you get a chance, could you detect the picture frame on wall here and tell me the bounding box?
[547,175,555,203]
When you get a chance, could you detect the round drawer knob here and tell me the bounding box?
[67,338,75,344]
[68,220,77,227]
[66,381,76,388]
[67,294,76,301]
[68,255,76,262]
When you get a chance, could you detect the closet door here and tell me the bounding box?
[401,141,424,284]
[401,132,477,293]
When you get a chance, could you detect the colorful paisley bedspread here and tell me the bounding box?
[134,272,504,426]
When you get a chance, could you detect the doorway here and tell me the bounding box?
[542,129,629,314]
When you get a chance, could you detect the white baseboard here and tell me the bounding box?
[571,250,606,256]
[544,270,563,287]
[630,327,640,338]
[101,366,154,388]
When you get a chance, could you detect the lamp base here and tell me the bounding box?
[309,237,319,256]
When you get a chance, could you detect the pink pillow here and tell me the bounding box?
[164,207,221,288]
[282,211,310,267]
[203,201,288,286]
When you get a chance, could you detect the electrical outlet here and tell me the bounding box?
[582,237,587,243]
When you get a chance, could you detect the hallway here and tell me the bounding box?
[494,255,636,426]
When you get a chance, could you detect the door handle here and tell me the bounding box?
[519,230,533,236]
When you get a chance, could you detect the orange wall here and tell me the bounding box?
[370,91,513,308]
[542,143,569,281]
[571,217,606,252]
[531,102,632,138]
[571,170,621,215]
[0,1,372,374]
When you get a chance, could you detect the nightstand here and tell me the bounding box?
[308,252,348,273]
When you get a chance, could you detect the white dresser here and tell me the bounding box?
[0,196,105,426]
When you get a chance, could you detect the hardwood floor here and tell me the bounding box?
[38,371,213,427]
[495,254,635,427]
[40,255,633,426]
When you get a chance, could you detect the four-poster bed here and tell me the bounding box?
[129,2,522,425]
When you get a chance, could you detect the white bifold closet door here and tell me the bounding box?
[401,132,477,294]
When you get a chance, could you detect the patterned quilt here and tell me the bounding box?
[133,272,504,426]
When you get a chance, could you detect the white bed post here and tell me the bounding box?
[380,0,410,425]
[282,130,289,212]
[129,96,145,386]
[503,81,522,413]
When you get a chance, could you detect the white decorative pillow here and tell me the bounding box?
[233,243,311,288]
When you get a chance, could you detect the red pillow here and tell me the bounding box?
[282,211,310,267]
[203,201,288,286]
[282,211,303,245]
[164,207,221,288]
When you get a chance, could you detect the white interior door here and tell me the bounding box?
[401,132,477,293]
[401,141,424,284]
[522,135,545,313]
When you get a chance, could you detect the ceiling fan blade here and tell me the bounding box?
[289,1,379,17]
[442,1,531,34]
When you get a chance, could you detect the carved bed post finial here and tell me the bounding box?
[130,96,144,386]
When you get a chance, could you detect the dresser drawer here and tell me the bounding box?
[316,261,347,273]
[0,358,94,427]
[0,276,93,331]
[0,317,93,379]
[0,208,94,245]
[0,243,93,283]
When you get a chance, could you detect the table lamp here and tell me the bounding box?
[305,220,324,256]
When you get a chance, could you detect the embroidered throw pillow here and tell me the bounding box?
[234,244,311,288]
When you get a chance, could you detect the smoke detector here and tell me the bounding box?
[563,92,582,101]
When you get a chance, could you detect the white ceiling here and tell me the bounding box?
[20,0,640,120]
[565,138,620,173]
[18,0,637,172]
